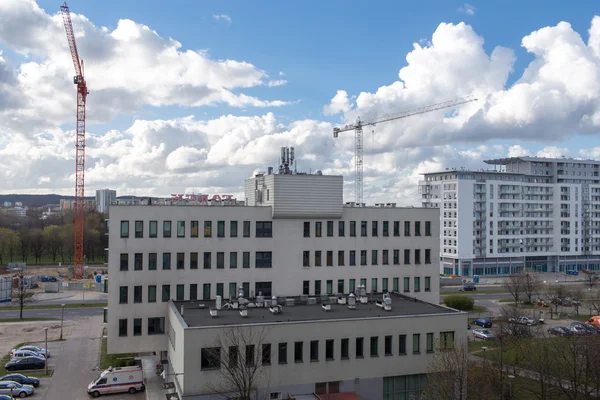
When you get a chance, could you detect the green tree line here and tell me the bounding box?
[0,210,107,265]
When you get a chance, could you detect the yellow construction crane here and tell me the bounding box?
[333,95,478,204]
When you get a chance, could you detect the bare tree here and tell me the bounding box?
[551,335,597,400]
[545,284,569,317]
[17,230,30,263]
[582,270,599,289]
[522,272,540,304]
[43,225,63,264]
[205,326,272,400]
[12,275,34,320]
[504,273,525,306]
[29,228,45,264]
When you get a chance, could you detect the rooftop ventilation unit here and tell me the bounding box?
[386,203,397,207]
[345,202,356,207]
[337,295,347,305]
[357,285,368,304]
[209,309,218,317]
[322,303,331,311]
[348,293,357,310]
[240,309,248,318]
[376,293,392,311]
[269,304,283,314]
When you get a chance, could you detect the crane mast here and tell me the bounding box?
[333,95,477,204]
[60,2,88,280]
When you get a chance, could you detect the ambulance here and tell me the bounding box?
[87,365,145,397]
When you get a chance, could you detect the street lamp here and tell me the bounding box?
[44,327,48,375]
[60,304,65,340]
[508,374,515,399]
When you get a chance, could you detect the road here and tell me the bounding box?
[0,307,103,319]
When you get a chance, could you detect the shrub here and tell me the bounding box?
[444,295,474,311]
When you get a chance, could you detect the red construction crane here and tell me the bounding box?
[333,95,478,204]
[60,2,88,280]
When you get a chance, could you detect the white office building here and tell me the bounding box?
[96,189,117,213]
[419,156,600,276]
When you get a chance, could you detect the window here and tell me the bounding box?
[350,221,356,237]
[278,343,287,364]
[204,252,211,269]
[204,221,212,237]
[229,346,239,367]
[371,250,378,265]
[135,221,143,238]
[162,253,171,270]
[148,285,156,303]
[163,221,171,238]
[256,252,272,268]
[315,222,322,237]
[404,221,411,236]
[315,280,321,295]
[371,278,378,292]
[425,249,431,264]
[425,221,431,236]
[190,252,198,269]
[399,334,407,355]
[315,251,322,266]
[229,283,236,299]
[303,251,310,267]
[149,253,157,270]
[201,348,220,370]
[294,342,303,363]
[415,249,421,264]
[246,345,255,366]
[383,375,428,399]
[393,221,400,237]
[361,221,367,237]
[404,249,410,264]
[338,221,345,236]
[382,250,389,265]
[338,250,345,266]
[360,278,367,288]
[120,221,129,238]
[119,286,128,304]
[134,286,142,303]
[190,284,197,301]
[382,278,388,293]
[303,280,309,295]
[230,252,238,269]
[177,253,185,270]
[203,284,211,300]
[303,222,310,237]
[341,338,349,359]
[326,251,333,266]
[133,318,142,336]
[349,279,355,294]
[393,250,399,265]
[425,277,431,292]
[262,344,271,365]
[162,285,170,302]
[217,221,225,237]
[177,221,185,237]
[230,221,238,237]
[393,278,399,292]
[243,252,250,268]
[441,331,455,349]
[327,221,334,237]
[149,221,157,238]
[426,333,434,353]
[383,221,389,236]
[324,280,331,295]
[355,337,364,358]
[217,252,225,269]
[404,277,410,292]
[350,251,356,266]
[360,250,367,266]
[190,220,199,237]
[120,253,128,271]
[372,221,378,236]
[175,284,184,301]
[326,340,334,360]
[415,221,421,236]
[243,221,251,237]
[134,253,143,270]
[119,319,127,337]
[310,340,319,362]
[385,335,393,356]
[413,334,420,354]
[337,279,344,294]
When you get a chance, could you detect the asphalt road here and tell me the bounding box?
[0,307,103,319]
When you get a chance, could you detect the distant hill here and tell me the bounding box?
[0,194,152,207]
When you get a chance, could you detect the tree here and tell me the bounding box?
[504,273,525,306]
[29,228,45,264]
[0,227,18,264]
[582,270,599,289]
[17,231,30,263]
[545,284,569,317]
[60,224,74,264]
[12,275,34,320]
[205,326,271,400]
[44,225,63,264]
[522,272,540,304]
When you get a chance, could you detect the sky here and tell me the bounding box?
[1,0,600,205]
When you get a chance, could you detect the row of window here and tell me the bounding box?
[303,220,431,238]
[119,251,272,271]
[117,276,432,305]
[118,317,165,337]
[198,332,455,370]
[302,249,431,267]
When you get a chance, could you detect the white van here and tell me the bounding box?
[87,365,145,397]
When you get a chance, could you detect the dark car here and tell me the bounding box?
[462,284,477,291]
[4,356,45,372]
[0,374,40,388]
[548,326,572,336]
[571,322,600,335]
[473,318,492,328]
[0,395,13,400]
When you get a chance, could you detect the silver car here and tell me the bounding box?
[17,346,50,358]
[473,328,495,340]
[0,381,35,397]
[10,350,45,361]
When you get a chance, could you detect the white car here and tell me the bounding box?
[509,316,536,326]
[10,350,45,361]
[472,328,495,340]
[0,381,35,397]
[17,346,50,358]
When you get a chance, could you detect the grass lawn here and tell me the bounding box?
[472,305,489,312]
[499,298,517,303]
[468,339,499,353]
[99,336,136,370]
[0,254,104,266]
[0,317,59,323]
[0,303,107,311]
[440,289,511,295]
[0,344,54,377]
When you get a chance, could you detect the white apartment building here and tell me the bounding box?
[96,189,117,213]
[419,156,600,276]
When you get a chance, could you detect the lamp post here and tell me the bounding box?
[44,327,48,375]
[508,374,515,399]
[60,304,65,340]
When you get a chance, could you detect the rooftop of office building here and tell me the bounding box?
[484,156,600,165]
[173,292,459,328]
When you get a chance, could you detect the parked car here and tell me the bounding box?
[571,322,599,335]
[462,284,477,291]
[502,325,533,337]
[0,374,39,388]
[0,395,14,400]
[585,316,600,326]
[16,346,50,359]
[566,269,579,275]
[534,298,549,307]
[510,316,537,326]
[0,381,34,398]
[569,324,587,335]
[473,328,495,340]
[4,357,45,372]
[548,326,572,336]
[473,318,492,328]
[10,351,45,360]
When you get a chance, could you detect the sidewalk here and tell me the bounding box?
[142,356,172,400]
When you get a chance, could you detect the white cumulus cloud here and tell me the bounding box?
[458,4,476,16]
[213,14,232,24]
[323,90,353,116]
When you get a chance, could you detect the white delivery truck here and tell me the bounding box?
[87,365,145,397]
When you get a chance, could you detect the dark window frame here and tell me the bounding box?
[256,221,273,238]
[162,221,171,238]
[120,221,129,238]
[134,221,143,238]
[149,221,158,238]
